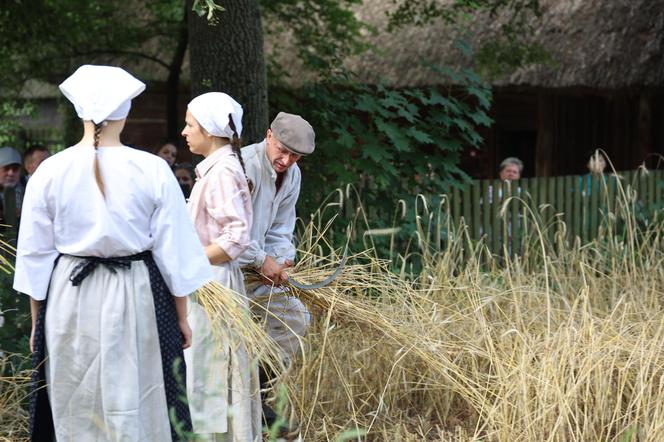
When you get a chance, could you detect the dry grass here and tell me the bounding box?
[0,355,30,442]
[195,281,287,376]
[272,186,664,441]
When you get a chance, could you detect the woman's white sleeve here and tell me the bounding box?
[150,163,212,296]
[13,174,59,300]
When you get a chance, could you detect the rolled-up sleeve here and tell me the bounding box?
[205,166,252,260]
[13,173,59,300]
[238,239,267,268]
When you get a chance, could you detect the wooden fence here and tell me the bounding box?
[441,169,664,256]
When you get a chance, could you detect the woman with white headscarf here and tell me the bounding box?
[182,92,261,441]
[13,65,212,441]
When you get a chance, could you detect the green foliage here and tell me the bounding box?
[261,0,371,79]
[0,0,368,87]
[0,0,186,91]
[0,101,33,147]
[474,29,553,80]
[265,384,290,441]
[271,64,493,224]
[192,0,225,22]
[0,270,30,355]
[387,0,548,78]
[386,0,541,29]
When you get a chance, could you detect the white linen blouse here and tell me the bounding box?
[13,144,212,300]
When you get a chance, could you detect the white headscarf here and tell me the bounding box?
[59,65,145,124]
[187,92,243,139]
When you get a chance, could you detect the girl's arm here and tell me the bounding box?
[205,243,232,265]
[174,296,192,349]
[29,298,41,352]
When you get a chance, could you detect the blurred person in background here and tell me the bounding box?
[154,140,178,167]
[581,149,609,196]
[173,162,194,199]
[0,146,26,222]
[498,157,524,181]
[587,149,607,176]
[23,144,50,179]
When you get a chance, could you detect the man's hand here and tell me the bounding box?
[261,256,292,286]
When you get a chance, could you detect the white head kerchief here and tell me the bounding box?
[59,65,146,124]
[187,92,243,139]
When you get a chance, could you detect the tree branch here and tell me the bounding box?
[71,49,170,70]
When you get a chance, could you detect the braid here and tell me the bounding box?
[93,122,106,198]
[228,115,253,192]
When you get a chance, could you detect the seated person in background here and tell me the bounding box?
[154,141,178,167]
[488,156,524,204]
[499,157,524,181]
[587,150,607,176]
[23,144,50,179]
[0,146,26,222]
[173,162,194,199]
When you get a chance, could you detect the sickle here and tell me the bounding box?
[286,245,348,290]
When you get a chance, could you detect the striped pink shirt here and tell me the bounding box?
[187,145,252,259]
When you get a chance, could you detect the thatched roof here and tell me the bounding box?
[17,0,664,97]
[334,0,664,90]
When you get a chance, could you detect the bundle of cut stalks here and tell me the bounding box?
[196,281,307,433]
[246,250,480,398]
[193,281,287,377]
[245,251,396,324]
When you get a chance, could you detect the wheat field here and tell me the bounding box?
[2,183,663,441]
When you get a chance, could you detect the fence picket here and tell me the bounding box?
[482,180,490,244]
[564,176,573,242]
[590,175,600,240]
[510,180,520,256]
[491,180,501,254]
[472,181,481,241]
[440,170,662,257]
[453,186,461,231]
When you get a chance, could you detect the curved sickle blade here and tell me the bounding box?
[287,244,349,291]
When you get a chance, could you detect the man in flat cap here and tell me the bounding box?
[239,112,315,427]
[0,146,26,226]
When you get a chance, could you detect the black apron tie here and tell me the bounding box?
[68,257,133,286]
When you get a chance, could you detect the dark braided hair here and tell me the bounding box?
[228,114,253,192]
[93,121,106,197]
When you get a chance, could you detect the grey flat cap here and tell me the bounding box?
[270,112,315,156]
[0,147,22,168]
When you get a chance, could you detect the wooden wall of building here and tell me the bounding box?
[467,88,664,179]
[122,84,192,163]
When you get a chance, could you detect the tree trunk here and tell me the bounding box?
[166,4,189,145]
[187,0,268,144]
